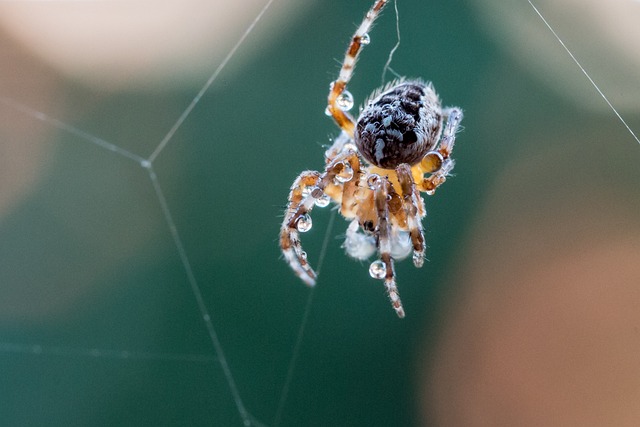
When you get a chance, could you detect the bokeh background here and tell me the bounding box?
[0,0,638,426]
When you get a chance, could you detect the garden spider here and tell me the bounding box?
[280,0,463,318]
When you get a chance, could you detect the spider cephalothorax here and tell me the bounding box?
[280,0,463,318]
[356,80,443,169]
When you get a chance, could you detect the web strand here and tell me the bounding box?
[273,209,337,427]
[0,102,260,423]
[527,0,640,146]
[0,104,259,424]
[147,0,277,164]
[0,96,146,165]
[0,342,216,363]
[380,0,400,84]
[146,165,255,426]
[0,2,279,424]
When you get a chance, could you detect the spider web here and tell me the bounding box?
[0,1,638,426]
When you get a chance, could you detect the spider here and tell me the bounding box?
[279,0,463,318]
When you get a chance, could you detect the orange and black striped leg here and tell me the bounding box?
[280,171,321,286]
[281,151,360,286]
[396,163,425,268]
[326,0,389,136]
[369,175,405,318]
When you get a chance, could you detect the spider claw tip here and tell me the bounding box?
[301,275,317,287]
[412,252,425,268]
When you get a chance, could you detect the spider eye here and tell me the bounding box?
[402,130,417,144]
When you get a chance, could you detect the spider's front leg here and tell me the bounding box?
[280,152,360,286]
[326,0,389,136]
[369,175,405,318]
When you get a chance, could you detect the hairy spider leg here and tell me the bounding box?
[327,0,389,136]
[281,151,361,286]
[416,108,463,193]
[281,171,321,286]
[373,177,405,318]
[396,163,426,267]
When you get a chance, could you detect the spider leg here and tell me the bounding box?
[280,151,361,286]
[371,176,405,318]
[396,163,425,267]
[438,108,463,158]
[280,171,321,286]
[327,0,389,136]
[417,107,463,193]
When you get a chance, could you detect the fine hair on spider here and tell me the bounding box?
[279,0,463,318]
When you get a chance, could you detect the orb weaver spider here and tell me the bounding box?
[280,0,463,318]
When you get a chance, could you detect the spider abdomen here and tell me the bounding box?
[355,80,442,169]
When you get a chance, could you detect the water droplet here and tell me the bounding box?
[336,90,354,111]
[315,193,331,208]
[420,151,443,173]
[335,162,354,183]
[308,186,330,207]
[367,174,381,189]
[360,33,371,45]
[309,186,322,198]
[324,105,332,116]
[369,260,386,279]
[296,214,313,232]
[425,189,435,196]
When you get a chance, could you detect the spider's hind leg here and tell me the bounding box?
[370,175,405,318]
[396,163,426,267]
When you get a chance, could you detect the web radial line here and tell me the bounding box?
[0,342,216,363]
[146,165,252,426]
[380,0,400,85]
[147,0,276,164]
[527,0,640,146]
[0,96,146,164]
[273,209,337,427]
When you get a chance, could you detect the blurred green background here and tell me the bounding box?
[0,0,639,426]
